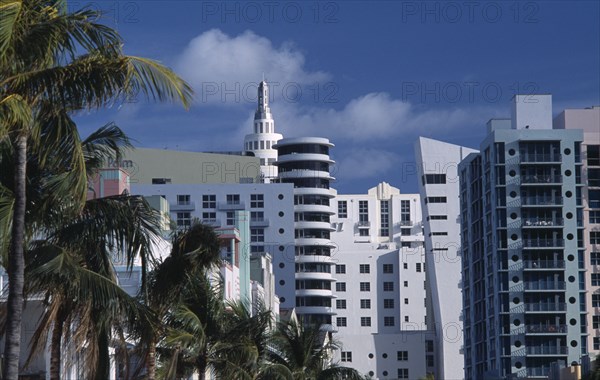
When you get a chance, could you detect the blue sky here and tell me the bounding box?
[73,0,600,194]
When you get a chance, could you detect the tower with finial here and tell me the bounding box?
[244,78,283,182]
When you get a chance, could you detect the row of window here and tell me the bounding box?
[340,351,410,361]
[336,316,396,327]
[335,263,422,274]
[336,298,396,309]
[335,282,397,292]
[336,200,411,221]
[187,194,266,208]
[246,139,277,151]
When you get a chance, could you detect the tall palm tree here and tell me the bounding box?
[143,222,222,380]
[0,122,161,379]
[0,0,192,377]
[268,319,364,380]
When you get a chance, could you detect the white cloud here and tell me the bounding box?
[174,29,329,105]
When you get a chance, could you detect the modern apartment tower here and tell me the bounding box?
[554,106,600,358]
[275,137,336,325]
[331,182,435,379]
[244,80,283,182]
[459,95,587,379]
[415,137,477,380]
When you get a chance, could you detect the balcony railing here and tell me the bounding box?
[525,324,567,333]
[524,302,567,312]
[523,281,566,290]
[523,260,565,269]
[217,201,246,210]
[521,196,563,206]
[521,174,563,184]
[522,238,564,248]
[357,221,370,227]
[526,346,568,355]
[522,218,564,227]
[520,153,562,163]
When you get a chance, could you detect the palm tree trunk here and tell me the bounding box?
[146,336,157,380]
[50,308,65,380]
[3,134,27,380]
[95,329,111,380]
[197,356,207,380]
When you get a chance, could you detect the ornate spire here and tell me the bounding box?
[255,80,271,120]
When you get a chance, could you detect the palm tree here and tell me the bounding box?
[268,319,363,380]
[0,0,192,376]
[143,222,222,380]
[0,123,161,379]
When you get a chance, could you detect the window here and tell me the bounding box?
[403,263,408,269]
[202,194,216,208]
[594,316,600,329]
[425,196,447,204]
[593,274,600,286]
[177,212,191,228]
[404,315,409,322]
[359,264,370,273]
[404,298,409,304]
[427,355,434,367]
[591,211,600,224]
[401,200,411,224]
[251,211,264,222]
[360,299,371,309]
[401,228,411,236]
[431,232,448,236]
[398,368,409,379]
[592,252,600,266]
[384,299,394,309]
[177,194,190,205]
[594,294,600,307]
[384,316,395,326]
[404,281,408,287]
[595,337,600,351]
[202,212,216,221]
[336,282,346,292]
[426,340,434,353]
[227,194,240,205]
[428,215,448,220]
[383,282,394,291]
[341,352,352,362]
[250,194,264,208]
[360,282,370,292]
[397,351,408,361]
[592,231,600,245]
[588,145,600,166]
[336,317,347,327]
[383,264,393,273]
[338,201,347,218]
[423,174,446,185]
[226,211,235,225]
[359,200,369,222]
[416,263,422,272]
[359,229,369,236]
[336,264,346,274]
[380,200,390,236]
[360,317,371,327]
[251,228,264,242]
[336,299,347,309]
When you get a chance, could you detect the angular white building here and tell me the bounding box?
[331,182,435,379]
[415,137,477,380]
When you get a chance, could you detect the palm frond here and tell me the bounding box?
[0,0,22,55]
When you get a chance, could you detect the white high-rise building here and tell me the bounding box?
[415,137,477,380]
[331,182,435,379]
[244,80,283,182]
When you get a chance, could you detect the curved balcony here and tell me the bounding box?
[295,221,335,231]
[293,187,335,198]
[295,237,336,247]
[295,255,335,264]
[294,204,335,214]
[278,169,335,181]
[296,288,334,297]
[295,306,335,315]
[275,153,334,164]
[295,271,335,281]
